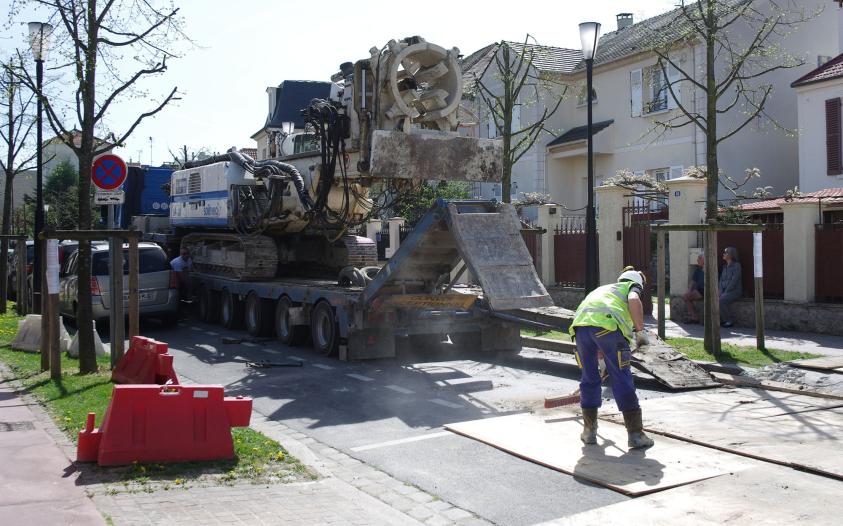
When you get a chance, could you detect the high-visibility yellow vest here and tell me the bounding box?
[569,282,637,341]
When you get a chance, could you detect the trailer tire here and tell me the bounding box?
[310,301,338,357]
[198,287,220,324]
[245,292,274,336]
[276,296,309,346]
[221,288,244,330]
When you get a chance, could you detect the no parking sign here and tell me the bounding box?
[91,154,128,190]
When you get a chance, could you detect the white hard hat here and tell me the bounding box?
[618,269,645,287]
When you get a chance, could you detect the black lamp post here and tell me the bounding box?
[579,21,601,292]
[28,22,52,314]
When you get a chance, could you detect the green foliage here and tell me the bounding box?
[394,181,471,226]
[667,337,819,367]
[43,161,100,229]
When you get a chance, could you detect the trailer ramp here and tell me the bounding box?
[361,200,552,311]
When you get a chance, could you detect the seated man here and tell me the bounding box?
[683,254,705,323]
[170,248,192,302]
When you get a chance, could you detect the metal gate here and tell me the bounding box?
[622,201,668,315]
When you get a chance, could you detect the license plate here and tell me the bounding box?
[123,292,153,301]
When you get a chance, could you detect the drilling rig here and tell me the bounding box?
[169,36,501,280]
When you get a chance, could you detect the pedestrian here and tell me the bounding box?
[568,268,654,449]
[170,247,192,302]
[719,246,742,328]
[683,254,705,323]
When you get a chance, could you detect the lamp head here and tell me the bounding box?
[578,22,601,61]
[28,22,53,61]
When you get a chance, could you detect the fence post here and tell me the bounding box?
[666,176,706,305]
[536,205,557,286]
[385,217,405,259]
[594,184,626,286]
[781,201,816,302]
[365,219,381,243]
[657,230,666,339]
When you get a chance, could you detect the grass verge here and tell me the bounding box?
[666,337,820,368]
[521,329,571,341]
[0,303,315,494]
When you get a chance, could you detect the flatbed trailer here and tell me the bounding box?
[185,200,557,360]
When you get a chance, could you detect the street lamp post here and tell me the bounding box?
[579,21,601,292]
[28,22,52,314]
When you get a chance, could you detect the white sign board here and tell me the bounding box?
[46,239,60,294]
[95,190,125,205]
[753,232,763,278]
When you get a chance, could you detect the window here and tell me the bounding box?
[577,86,598,106]
[91,247,170,276]
[827,97,842,176]
[493,184,501,197]
[293,133,318,154]
[631,63,681,117]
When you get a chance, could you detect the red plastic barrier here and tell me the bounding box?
[77,384,252,466]
[111,336,179,385]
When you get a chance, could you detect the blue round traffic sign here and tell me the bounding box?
[91,154,128,190]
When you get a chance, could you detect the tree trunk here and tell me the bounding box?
[0,169,13,313]
[703,0,721,354]
[501,46,513,204]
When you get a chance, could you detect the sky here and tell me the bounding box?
[2,0,677,165]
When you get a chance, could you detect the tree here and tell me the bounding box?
[44,160,97,229]
[12,0,187,373]
[645,0,815,353]
[393,181,470,226]
[167,144,212,168]
[470,37,567,203]
[0,58,37,313]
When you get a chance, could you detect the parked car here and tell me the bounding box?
[59,242,179,326]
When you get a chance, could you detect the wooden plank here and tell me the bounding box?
[710,372,843,401]
[632,339,720,389]
[788,356,843,372]
[601,389,843,480]
[446,412,752,496]
[521,336,576,354]
[549,464,843,526]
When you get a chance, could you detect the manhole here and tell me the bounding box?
[0,421,35,432]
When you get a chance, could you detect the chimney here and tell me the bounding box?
[617,13,633,30]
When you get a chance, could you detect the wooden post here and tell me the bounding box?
[110,236,125,368]
[128,236,139,339]
[49,293,60,380]
[39,241,48,372]
[705,229,721,355]
[15,236,27,315]
[753,232,765,351]
[657,230,666,340]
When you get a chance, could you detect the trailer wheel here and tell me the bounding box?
[198,287,220,324]
[276,296,309,346]
[310,301,338,357]
[221,288,244,330]
[245,292,274,336]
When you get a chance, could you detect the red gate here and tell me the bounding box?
[554,216,588,287]
[622,202,668,315]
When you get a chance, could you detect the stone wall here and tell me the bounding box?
[669,295,843,336]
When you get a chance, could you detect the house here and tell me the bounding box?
[251,80,332,160]
[792,52,843,192]
[460,41,579,211]
[42,129,114,178]
[0,170,36,214]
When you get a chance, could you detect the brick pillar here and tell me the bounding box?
[782,201,817,302]
[595,184,627,286]
[537,204,558,286]
[666,176,707,296]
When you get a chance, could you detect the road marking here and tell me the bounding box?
[429,398,463,409]
[242,341,257,347]
[385,385,414,394]
[350,431,452,453]
[312,363,334,370]
[288,355,307,362]
[190,326,202,331]
[346,373,374,382]
[206,331,219,336]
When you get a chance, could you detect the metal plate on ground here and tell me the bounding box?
[602,388,843,479]
[446,412,752,496]
[632,338,720,389]
[544,464,843,526]
[788,356,843,372]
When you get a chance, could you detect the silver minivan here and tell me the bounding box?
[59,242,179,325]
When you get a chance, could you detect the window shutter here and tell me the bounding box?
[630,69,643,117]
[667,63,681,110]
[827,98,842,175]
[669,165,684,180]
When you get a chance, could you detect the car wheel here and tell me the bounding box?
[221,288,244,330]
[275,296,309,346]
[310,301,338,357]
[198,286,220,324]
[245,292,273,337]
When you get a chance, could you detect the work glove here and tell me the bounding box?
[634,330,650,348]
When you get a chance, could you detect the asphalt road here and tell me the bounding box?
[128,317,677,526]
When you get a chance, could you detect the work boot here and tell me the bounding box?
[580,408,598,444]
[622,409,654,449]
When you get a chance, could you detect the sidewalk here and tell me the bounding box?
[0,370,105,526]
[648,307,843,357]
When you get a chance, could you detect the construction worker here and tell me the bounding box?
[568,268,654,449]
